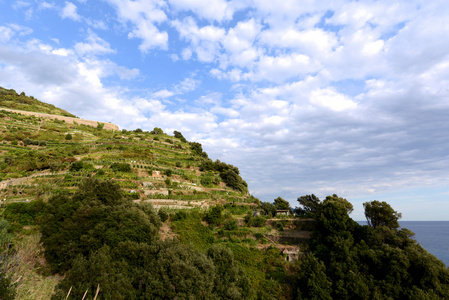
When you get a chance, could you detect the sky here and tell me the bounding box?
[1,0,449,220]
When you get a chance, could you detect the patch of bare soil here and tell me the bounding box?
[137,169,148,177]
[159,223,178,241]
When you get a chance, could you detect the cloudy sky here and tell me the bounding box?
[1,0,449,220]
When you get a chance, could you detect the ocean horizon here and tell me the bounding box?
[357,220,449,267]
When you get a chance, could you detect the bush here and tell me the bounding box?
[110,162,132,172]
[172,210,187,221]
[272,220,289,231]
[3,199,46,227]
[69,161,84,172]
[252,216,267,227]
[205,206,223,227]
[244,214,266,227]
[224,219,238,231]
[158,208,169,222]
[65,133,72,140]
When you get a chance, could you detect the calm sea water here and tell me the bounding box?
[357,221,449,267]
[400,221,449,267]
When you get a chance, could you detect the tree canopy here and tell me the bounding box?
[296,197,449,299]
[41,178,253,299]
[274,196,290,210]
[363,200,402,229]
[295,194,321,217]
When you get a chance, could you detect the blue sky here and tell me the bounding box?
[1,0,449,220]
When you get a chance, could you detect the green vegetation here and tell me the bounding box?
[295,197,449,299]
[1,86,448,299]
[40,179,253,299]
[0,87,75,117]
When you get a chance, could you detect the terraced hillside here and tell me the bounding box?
[0,88,313,299]
[0,109,252,209]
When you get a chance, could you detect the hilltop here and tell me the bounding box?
[0,87,75,117]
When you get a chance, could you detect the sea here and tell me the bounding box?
[357,221,449,267]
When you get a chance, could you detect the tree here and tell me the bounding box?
[65,133,72,140]
[296,254,332,300]
[323,194,353,214]
[174,130,187,143]
[207,245,253,299]
[274,197,290,210]
[295,194,321,217]
[189,142,203,156]
[260,202,276,217]
[40,178,161,273]
[150,127,163,135]
[363,200,402,229]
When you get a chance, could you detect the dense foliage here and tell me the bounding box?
[0,218,16,299]
[200,159,248,193]
[41,179,253,299]
[295,197,449,299]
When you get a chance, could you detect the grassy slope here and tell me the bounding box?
[0,87,308,299]
[0,87,76,117]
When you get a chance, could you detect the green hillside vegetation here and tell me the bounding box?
[1,87,449,299]
[0,87,76,117]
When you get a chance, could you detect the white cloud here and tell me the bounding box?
[152,90,174,98]
[0,24,33,43]
[248,53,320,83]
[181,48,192,60]
[74,31,115,56]
[106,0,168,51]
[0,27,14,43]
[172,17,225,62]
[310,88,357,111]
[61,1,81,21]
[3,0,449,220]
[168,0,235,22]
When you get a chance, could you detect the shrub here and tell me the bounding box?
[252,216,267,227]
[272,220,289,231]
[65,133,72,140]
[158,208,169,222]
[205,206,223,227]
[172,210,187,221]
[224,219,238,231]
[110,162,132,172]
[69,161,84,172]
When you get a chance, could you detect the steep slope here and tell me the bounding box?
[0,88,253,208]
[0,87,76,117]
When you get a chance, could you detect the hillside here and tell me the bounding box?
[0,87,76,117]
[0,88,309,299]
[2,88,447,300]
